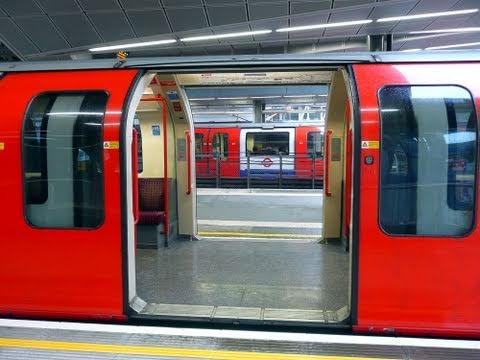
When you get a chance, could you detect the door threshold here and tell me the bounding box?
[132,301,349,325]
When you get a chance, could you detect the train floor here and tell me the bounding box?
[135,238,349,323]
[1,318,479,359]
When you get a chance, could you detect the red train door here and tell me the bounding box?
[194,128,209,177]
[0,69,138,320]
[354,63,480,337]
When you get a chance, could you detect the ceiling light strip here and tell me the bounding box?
[276,19,372,33]
[377,8,478,23]
[426,41,480,50]
[410,27,480,34]
[181,30,271,42]
[89,39,176,52]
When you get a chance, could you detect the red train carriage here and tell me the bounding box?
[0,53,479,339]
[194,124,324,185]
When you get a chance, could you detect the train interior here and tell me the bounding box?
[127,69,355,324]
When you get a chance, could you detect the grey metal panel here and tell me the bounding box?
[206,0,244,4]
[291,0,331,14]
[207,5,247,27]
[334,0,376,7]
[126,10,170,37]
[163,0,202,6]
[0,0,42,16]
[15,16,69,52]
[52,14,101,47]
[77,0,120,11]
[0,18,38,55]
[88,12,135,42]
[35,0,80,13]
[119,0,160,10]
[288,13,330,40]
[166,7,208,32]
[249,2,288,21]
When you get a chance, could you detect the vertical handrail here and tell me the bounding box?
[279,153,283,189]
[247,155,251,189]
[132,128,139,225]
[186,130,192,195]
[140,96,169,235]
[325,129,333,197]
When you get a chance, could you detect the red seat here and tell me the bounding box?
[138,178,165,226]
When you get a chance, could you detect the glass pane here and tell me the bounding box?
[246,132,289,155]
[23,92,108,229]
[195,133,203,159]
[212,133,228,160]
[307,131,324,158]
[379,86,477,236]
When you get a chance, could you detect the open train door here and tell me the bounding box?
[353,63,480,336]
[0,69,139,320]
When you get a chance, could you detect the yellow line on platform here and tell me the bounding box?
[0,337,393,360]
[198,231,321,238]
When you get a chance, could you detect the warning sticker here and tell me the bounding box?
[103,141,119,149]
[0,142,4,150]
[361,140,379,149]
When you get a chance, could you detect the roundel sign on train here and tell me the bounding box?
[262,157,273,167]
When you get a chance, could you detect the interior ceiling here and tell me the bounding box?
[0,0,479,61]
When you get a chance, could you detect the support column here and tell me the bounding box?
[367,34,393,52]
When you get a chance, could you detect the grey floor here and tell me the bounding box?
[136,239,349,311]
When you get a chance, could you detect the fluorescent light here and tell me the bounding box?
[217,97,248,100]
[89,39,176,52]
[426,41,480,50]
[250,96,282,99]
[377,8,478,23]
[410,27,480,34]
[283,94,316,98]
[190,98,215,101]
[401,48,423,52]
[276,19,372,32]
[181,30,271,42]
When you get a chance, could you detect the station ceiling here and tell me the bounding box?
[0,0,479,61]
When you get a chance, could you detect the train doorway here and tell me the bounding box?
[126,69,355,326]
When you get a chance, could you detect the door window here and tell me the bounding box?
[379,86,477,236]
[23,92,108,229]
[195,133,203,159]
[246,132,289,155]
[212,133,228,160]
[307,131,324,158]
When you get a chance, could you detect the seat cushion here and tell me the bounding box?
[138,211,165,225]
[139,178,165,211]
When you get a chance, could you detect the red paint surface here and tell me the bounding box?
[353,63,480,337]
[0,69,138,320]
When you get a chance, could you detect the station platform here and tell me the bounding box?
[1,319,479,359]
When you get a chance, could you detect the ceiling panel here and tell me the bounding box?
[88,12,135,42]
[251,19,288,41]
[324,7,372,37]
[291,0,330,14]
[166,7,207,32]
[206,0,244,4]
[15,16,69,51]
[334,0,376,8]
[163,0,202,6]
[368,2,416,20]
[411,0,460,13]
[0,0,41,16]
[288,13,330,40]
[52,14,102,47]
[0,18,38,54]
[249,2,288,21]
[126,10,171,37]
[77,0,120,11]
[119,0,161,10]
[36,0,80,13]
[207,5,247,26]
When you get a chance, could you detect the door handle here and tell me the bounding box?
[325,129,333,197]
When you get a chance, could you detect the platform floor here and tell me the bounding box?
[1,319,479,360]
[135,238,349,322]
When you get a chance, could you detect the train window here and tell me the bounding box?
[307,132,324,158]
[246,132,289,155]
[23,92,108,229]
[195,133,203,159]
[212,133,228,160]
[379,86,477,237]
[133,116,143,173]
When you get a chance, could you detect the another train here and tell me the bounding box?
[0,52,479,339]
[194,123,323,187]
